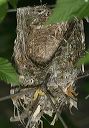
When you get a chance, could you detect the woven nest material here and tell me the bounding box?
[11,5,85,128]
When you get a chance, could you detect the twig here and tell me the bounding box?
[75,73,89,81]
[7,5,55,13]
[7,9,17,13]
[0,73,50,102]
[0,87,37,102]
[1,70,88,102]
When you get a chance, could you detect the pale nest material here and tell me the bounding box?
[11,5,85,128]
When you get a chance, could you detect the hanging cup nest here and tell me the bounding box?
[11,5,85,128]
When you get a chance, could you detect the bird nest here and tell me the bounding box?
[11,5,85,128]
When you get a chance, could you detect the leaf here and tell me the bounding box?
[9,0,18,8]
[47,0,89,24]
[77,51,89,66]
[33,88,45,100]
[0,57,19,84]
[0,0,8,22]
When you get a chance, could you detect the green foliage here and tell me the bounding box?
[77,51,89,66]
[0,0,18,23]
[0,0,8,22]
[8,0,18,8]
[0,57,19,84]
[47,0,89,24]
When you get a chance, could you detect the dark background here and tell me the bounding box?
[0,0,89,128]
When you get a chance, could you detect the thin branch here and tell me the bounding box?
[7,5,55,13]
[0,87,37,102]
[0,73,50,102]
[75,72,89,81]
[7,9,17,13]
[1,70,89,102]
